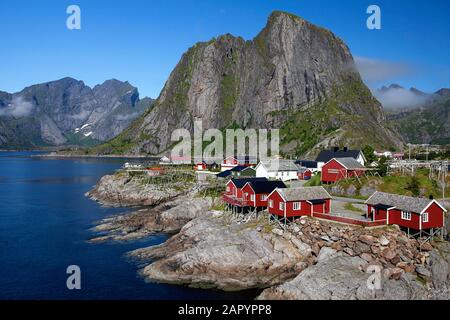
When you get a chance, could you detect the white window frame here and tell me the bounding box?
[269,200,273,208]
[293,202,301,211]
[401,211,411,221]
[279,202,284,211]
[261,195,268,201]
[226,186,230,192]
[328,169,339,174]
[250,195,255,202]
[422,212,429,223]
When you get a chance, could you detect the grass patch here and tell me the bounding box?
[304,174,322,187]
[344,203,363,213]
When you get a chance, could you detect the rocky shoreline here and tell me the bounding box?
[87,172,450,300]
[86,172,188,207]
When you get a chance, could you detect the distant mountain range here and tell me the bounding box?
[0,78,154,149]
[89,11,403,157]
[379,84,450,145]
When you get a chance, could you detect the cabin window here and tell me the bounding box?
[422,213,429,223]
[226,186,230,192]
[293,202,301,210]
[250,195,255,202]
[279,202,284,211]
[269,200,273,208]
[328,169,339,174]
[261,195,268,201]
[401,211,411,221]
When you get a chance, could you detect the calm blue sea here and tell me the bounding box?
[0,152,256,300]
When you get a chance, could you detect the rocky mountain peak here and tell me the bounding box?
[92,11,402,156]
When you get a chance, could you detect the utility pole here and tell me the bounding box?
[443,161,446,201]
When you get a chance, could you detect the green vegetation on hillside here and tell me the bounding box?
[275,77,391,157]
[390,99,450,145]
[337,169,449,199]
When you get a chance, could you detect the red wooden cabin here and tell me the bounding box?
[241,180,287,209]
[322,158,367,184]
[195,162,208,171]
[221,156,239,172]
[221,155,257,172]
[223,178,268,208]
[365,192,447,235]
[267,187,332,222]
[298,168,312,180]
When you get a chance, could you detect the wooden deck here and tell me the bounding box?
[312,212,387,228]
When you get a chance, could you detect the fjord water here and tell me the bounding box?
[0,152,253,300]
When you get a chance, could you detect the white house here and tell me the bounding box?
[374,151,393,158]
[255,160,299,182]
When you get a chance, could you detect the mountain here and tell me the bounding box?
[91,11,403,156]
[386,87,450,144]
[0,78,154,149]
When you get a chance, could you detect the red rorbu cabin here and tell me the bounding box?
[322,158,367,184]
[195,162,208,171]
[221,156,239,172]
[221,155,257,172]
[298,167,312,180]
[241,180,287,211]
[267,187,332,223]
[365,192,447,237]
[223,178,268,210]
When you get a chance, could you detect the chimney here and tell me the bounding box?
[343,147,348,152]
[429,195,434,200]
[333,147,339,152]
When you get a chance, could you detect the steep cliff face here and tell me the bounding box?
[0,78,153,149]
[95,11,404,156]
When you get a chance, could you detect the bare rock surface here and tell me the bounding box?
[129,215,309,291]
[90,195,214,242]
[257,219,450,300]
[86,173,188,207]
[127,214,449,298]
[257,254,434,300]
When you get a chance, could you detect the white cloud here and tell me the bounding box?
[373,87,428,109]
[0,96,34,118]
[355,56,415,83]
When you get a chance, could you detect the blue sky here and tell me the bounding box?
[1,0,449,98]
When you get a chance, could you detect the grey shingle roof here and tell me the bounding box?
[365,192,442,214]
[260,160,298,172]
[333,157,366,169]
[277,187,332,202]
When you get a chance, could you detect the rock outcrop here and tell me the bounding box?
[86,172,187,207]
[91,195,214,241]
[130,214,309,291]
[128,213,449,298]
